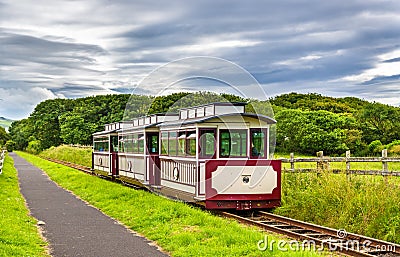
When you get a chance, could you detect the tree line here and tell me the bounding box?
[6,92,400,156]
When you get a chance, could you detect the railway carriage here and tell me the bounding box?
[92,102,281,210]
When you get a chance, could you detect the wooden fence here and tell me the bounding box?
[278,149,400,176]
[0,150,6,175]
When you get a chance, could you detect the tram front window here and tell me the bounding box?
[220,130,247,157]
[251,129,266,158]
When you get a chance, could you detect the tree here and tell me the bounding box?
[0,127,9,146]
[275,109,360,155]
[8,118,34,150]
[59,114,97,145]
[358,102,400,144]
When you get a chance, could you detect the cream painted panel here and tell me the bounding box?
[211,166,277,194]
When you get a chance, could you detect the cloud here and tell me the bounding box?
[0,0,400,119]
[0,86,65,120]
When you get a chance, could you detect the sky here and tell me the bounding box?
[0,0,399,120]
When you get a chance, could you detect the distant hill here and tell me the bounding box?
[0,117,13,131]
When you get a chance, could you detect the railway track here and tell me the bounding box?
[44,157,400,257]
[42,158,93,174]
[221,211,400,257]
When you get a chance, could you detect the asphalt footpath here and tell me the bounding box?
[10,153,169,257]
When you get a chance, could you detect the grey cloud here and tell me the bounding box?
[1,0,400,118]
[383,57,400,63]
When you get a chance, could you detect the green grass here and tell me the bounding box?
[39,145,92,167]
[275,172,400,243]
[17,151,327,257]
[0,155,49,256]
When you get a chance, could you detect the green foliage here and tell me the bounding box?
[59,114,97,145]
[19,152,325,257]
[368,140,383,155]
[357,102,400,144]
[275,172,400,243]
[0,126,9,146]
[26,140,43,154]
[0,156,48,256]
[275,109,359,155]
[8,91,400,155]
[8,118,34,150]
[5,140,16,152]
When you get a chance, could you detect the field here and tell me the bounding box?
[16,151,329,257]
[0,155,48,256]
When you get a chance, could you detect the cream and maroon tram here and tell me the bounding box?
[92,102,281,210]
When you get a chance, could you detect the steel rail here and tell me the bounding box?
[220,211,400,257]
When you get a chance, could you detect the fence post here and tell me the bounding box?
[346,150,351,175]
[290,152,294,171]
[382,149,388,177]
[317,151,323,171]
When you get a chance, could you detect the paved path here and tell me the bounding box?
[11,153,169,257]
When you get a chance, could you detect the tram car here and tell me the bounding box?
[92,102,281,210]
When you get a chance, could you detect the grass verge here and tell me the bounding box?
[275,171,400,244]
[0,155,48,256]
[17,151,326,257]
[39,145,92,167]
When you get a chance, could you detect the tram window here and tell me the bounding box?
[94,137,109,152]
[186,131,196,156]
[132,134,138,153]
[124,135,132,153]
[220,130,247,157]
[119,136,125,152]
[168,132,177,156]
[111,136,119,152]
[138,134,144,154]
[147,134,159,154]
[199,129,216,158]
[161,132,168,155]
[251,129,266,158]
[178,131,186,156]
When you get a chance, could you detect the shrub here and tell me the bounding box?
[5,140,16,152]
[26,140,43,154]
[368,140,383,155]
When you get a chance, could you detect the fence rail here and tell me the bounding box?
[0,150,6,175]
[278,149,400,176]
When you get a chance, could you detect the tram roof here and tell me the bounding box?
[158,113,276,128]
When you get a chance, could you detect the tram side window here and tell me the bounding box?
[94,137,109,152]
[168,132,177,156]
[138,134,144,154]
[178,131,186,156]
[251,129,266,158]
[119,136,125,152]
[199,129,216,158]
[161,132,168,155]
[220,130,247,157]
[186,131,196,156]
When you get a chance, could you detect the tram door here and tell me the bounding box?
[146,133,160,186]
[110,135,119,178]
